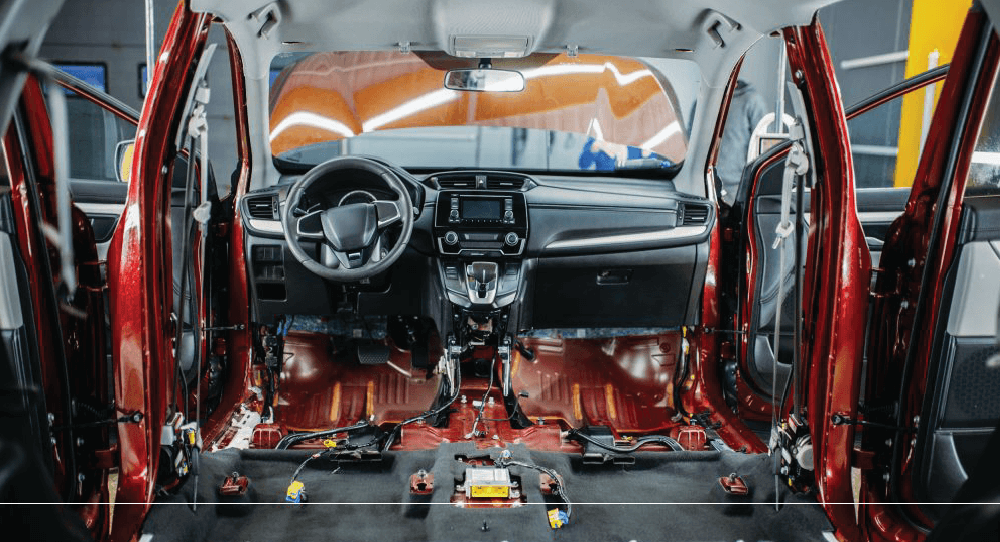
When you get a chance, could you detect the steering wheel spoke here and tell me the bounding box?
[374,200,402,229]
[295,209,326,240]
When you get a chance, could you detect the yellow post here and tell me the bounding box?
[894,0,973,187]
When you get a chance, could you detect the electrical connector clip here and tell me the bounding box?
[286,481,307,503]
[547,508,569,529]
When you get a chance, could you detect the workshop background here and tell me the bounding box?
[39,0,973,195]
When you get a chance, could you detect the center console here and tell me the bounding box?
[433,188,533,429]
[434,191,528,257]
[433,190,528,310]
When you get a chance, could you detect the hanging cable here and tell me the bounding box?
[381,360,462,451]
[496,453,572,520]
[466,354,497,438]
[276,421,371,450]
[567,428,684,453]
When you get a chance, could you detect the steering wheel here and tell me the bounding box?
[282,157,414,282]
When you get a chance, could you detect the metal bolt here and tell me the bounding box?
[883,472,891,482]
[912,416,920,425]
[885,439,892,447]
[48,413,55,424]
[78,473,85,482]
[907,258,917,267]
[794,70,804,80]
[50,437,57,446]
[487,396,495,406]
[492,435,499,440]
[76,438,85,447]
[460,395,467,404]
[900,300,910,310]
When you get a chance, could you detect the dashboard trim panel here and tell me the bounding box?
[542,225,709,253]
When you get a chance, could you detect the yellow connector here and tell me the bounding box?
[286,481,306,503]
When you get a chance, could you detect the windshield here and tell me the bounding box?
[269,51,698,175]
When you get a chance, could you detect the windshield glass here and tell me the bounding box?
[269,51,698,175]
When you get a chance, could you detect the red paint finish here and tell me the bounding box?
[514,336,680,432]
[274,331,728,453]
[860,8,997,540]
[4,81,78,500]
[727,47,947,426]
[690,223,767,452]
[734,148,790,421]
[694,55,769,453]
[107,2,213,540]
[196,30,256,447]
[277,332,685,438]
[783,19,870,541]
[4,76,114,537]
[3,93,73,490]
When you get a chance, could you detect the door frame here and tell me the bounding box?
[861,6,1000,538]
[724,65,951,422]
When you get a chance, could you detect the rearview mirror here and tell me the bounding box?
[444,68,524,92]
[115,139,135,183]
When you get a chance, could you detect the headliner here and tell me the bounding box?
[190,0,844,194]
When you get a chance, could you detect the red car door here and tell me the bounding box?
[722,66,949,424]
[861,4,1000,540]
[1,72,115,538]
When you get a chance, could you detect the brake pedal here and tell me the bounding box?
[357,344,391,365]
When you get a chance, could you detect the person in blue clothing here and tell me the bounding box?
[578,137,672,171]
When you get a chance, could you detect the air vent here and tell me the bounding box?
[486,177,526,190]
[436,177,477,189]
[246,195,277,220]
[681,203,710,225]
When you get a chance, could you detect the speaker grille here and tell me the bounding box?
[944,342,1000,428]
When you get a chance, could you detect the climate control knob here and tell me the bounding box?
[444,231,459,245]
[504,232,519,246]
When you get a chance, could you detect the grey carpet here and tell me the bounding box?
[141,444,831,541]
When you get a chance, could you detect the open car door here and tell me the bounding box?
[860,3,1000,539]
[723,66,950,422]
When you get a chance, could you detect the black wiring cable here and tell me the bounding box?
[467,354,497,437]
[673,330,690,418]
[567,428,685,453]
[278,360,464,453]
[381,361,462,451]
[171,134,197,424]
[275,421,371,450]
[289,451,324,484]
[496,456,572,520]
[483,408,519,423]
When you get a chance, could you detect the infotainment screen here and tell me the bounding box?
[461,198,502,220]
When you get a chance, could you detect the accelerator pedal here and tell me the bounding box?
[357,344,391,365]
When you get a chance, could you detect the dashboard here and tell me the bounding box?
[240,161,714,334]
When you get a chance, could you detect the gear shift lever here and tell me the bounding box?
[465,261,499,304]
